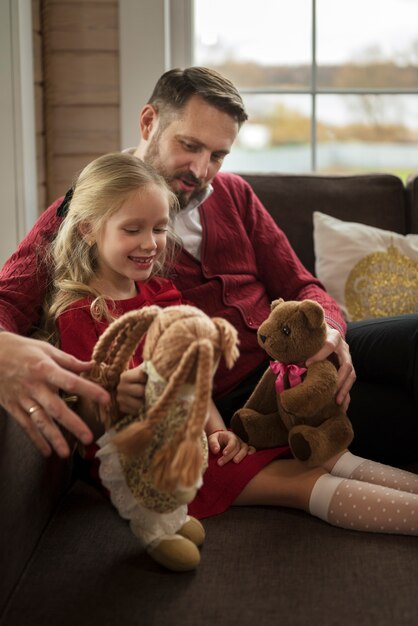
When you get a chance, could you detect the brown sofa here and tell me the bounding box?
[2,173,418,626]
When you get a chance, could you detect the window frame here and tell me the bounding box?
[0,0,37,265]
[119,0,418,172]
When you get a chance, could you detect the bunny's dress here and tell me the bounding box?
[96,360,208,547]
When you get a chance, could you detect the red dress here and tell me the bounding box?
[188,445,291,519]
[57,276,291,520]
[57,277,182,363]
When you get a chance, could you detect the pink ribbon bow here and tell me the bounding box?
[270,361,307,394]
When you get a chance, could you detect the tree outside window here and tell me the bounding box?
[193,0,418,179]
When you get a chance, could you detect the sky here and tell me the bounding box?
[194,0,418,126]
[194,0,418,66]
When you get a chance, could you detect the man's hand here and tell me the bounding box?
[305,326,356,410]
[0,332,110,458]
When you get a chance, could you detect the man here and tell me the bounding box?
[0,67,416,465]
[134,68,353,411]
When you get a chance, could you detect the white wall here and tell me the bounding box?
[119,0,193,149]
[0,0,37,267]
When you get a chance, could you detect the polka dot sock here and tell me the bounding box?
[330,451,418,494]
[309,473,418,534]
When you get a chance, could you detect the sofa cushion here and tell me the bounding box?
[2,480,418,626]
[313,211,418,321]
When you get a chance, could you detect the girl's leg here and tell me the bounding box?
[309,474,418,535]
[325,450,418,494]
[233,458,327,511]
[313,450,418,534]
[234,456,418,535]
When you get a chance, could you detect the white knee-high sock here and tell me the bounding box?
[309,473,418,535]
[330,451,418,494]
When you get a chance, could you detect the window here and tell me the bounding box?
[193,0,418,179]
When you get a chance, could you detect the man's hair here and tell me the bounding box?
[148,66,248,127]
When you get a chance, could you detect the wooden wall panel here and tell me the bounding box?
[47,3,118,50]
[47,52,119,105]
[48,0,115,3]
[34,84,44,133]
[41,0,120,206]
[49,154,100,201]
[49,105,119,154]
[32,0,46,213]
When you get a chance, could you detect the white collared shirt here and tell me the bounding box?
[172,185,213,260]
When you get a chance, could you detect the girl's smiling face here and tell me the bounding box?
[92,183,170,298]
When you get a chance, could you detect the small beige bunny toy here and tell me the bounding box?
[86,304,239,572]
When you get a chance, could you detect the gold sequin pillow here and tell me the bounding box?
[313,211,418,321]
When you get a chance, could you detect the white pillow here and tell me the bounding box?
[313,211,418,321]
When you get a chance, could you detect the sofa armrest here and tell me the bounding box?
[0,407,73,611]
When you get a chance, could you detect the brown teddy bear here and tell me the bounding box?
[86,304,239,572]
[231,298,353,467]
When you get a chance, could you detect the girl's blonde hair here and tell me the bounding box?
[42,152,179,344]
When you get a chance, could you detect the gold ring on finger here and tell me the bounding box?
[28,404,42,416]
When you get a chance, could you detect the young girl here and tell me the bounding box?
[43,152,258,460]
[45,152,418,539]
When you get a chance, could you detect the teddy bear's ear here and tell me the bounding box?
[271,298,284,311]
[299,299,325,329]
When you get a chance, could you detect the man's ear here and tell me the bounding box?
[78,221,94,246]
[139,104,159,140]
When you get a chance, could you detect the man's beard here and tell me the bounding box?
[144,132,205,209]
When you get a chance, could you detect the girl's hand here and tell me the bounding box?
[207,430,256,466]
[116,366,147,414]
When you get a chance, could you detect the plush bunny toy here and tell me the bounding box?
[87,304,239,572]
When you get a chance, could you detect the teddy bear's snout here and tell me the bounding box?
[259,334,267,344]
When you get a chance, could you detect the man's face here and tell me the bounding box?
[141,95,239,208]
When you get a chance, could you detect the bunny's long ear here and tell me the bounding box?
[87,305,161,428]
[151,338,214,493]
[92,306,161,371]
[112,340,198,457]
[212,317,240,369]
